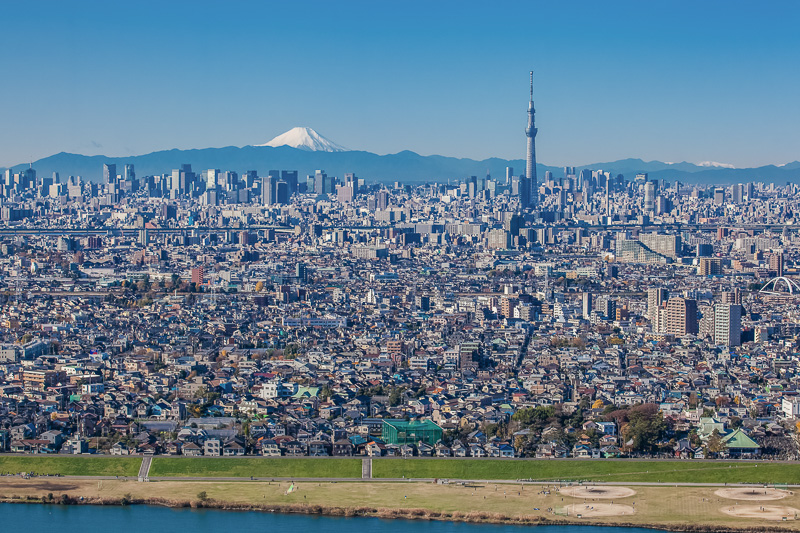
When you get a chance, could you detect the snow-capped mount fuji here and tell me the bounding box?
[256,127,348,152]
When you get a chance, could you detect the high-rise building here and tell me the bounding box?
[719,288,742,306]
[275,181,289,205]
[601,298,616,322]
[123,164,135,182]
[713,303,741,347]
[206,169,219,191]
[525,71,538,207]
[769,252,784,276]
[697,257,723,276]
[665,297,698,336]
[696,243,713,257]
[647,288,669,320]
[243,170,258,189]
[376,190,390,210]
[582,292,593,319]
[643,181,655,212]
[295,262,307,282]
[639,232,681,258]
[191,266,205,285]
[103,163,117,184]
[714,188,725,205]
[263,175,277,206]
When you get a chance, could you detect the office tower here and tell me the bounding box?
[582,292,593,319]
[713,303,741,347]
[647,288,669,320]
[263,175,277,205]
[731,183,743,203]
[275,181,289,204]
[505,167,513,185]
[314,170,327,194]
[525,71,538,206]
[206,169,219,191]
[769,252,784,276]
[643,181,655,212]
[242,170,258,189]
[338,175,355,204]
[103,163,117,184]
[282,170,299,195]
[376,190,389,210]
[513,175,529,208]
[564,166,575,178]
[696,243,713,257]
[504,213,522,235]
[296,262,307,282]
[714,188,725,205]
[665,297,698,336]
[171,169,181,194]
[123,164,135,182]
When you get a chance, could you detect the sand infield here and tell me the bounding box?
[561,485,636,499]
[721,505,799,521]
[714,487,790,501]
[566,503,635,517]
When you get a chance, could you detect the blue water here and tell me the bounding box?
[0,502,672,533]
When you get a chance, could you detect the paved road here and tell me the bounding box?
[20,474,795,489]
[138,456,152,481]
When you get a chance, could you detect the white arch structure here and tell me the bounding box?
[760,276,800,295]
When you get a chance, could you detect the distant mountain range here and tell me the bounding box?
[2,128,799,184]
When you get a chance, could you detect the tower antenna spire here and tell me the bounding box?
[530,71,533,100]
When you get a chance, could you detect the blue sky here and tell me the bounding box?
[1,1,798,168]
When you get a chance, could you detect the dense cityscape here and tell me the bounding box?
[0,75,798,464]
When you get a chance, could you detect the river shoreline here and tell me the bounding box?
[0,494,793,533]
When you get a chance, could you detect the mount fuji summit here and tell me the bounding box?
[256,127,349,152]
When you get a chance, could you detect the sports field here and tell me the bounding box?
[372,458,800,484]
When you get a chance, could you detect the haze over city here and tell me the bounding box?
[2,0,799,168]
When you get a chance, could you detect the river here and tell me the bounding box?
[1,502,672,533]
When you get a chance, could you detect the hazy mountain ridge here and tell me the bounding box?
[5,148,800,185]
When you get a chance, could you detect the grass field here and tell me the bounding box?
[149,457,362,478]
[372,458,800,484]
[1,478,799,531]
[0,456,141,477]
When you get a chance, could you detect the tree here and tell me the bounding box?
[705,429,725,455]
[197,491,208,502]
[255,281,264,292]
[388,387,404,406]
[618,403,665,453]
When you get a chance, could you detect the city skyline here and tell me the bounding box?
[1,1,799,169]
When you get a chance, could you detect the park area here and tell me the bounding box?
[372,458,800,484]
[0,456,141,477]
[148,457,362,478]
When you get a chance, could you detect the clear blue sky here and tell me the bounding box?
[1,0,798,168]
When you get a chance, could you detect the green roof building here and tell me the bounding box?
[381,419,443,446]
[722,428,761,457]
